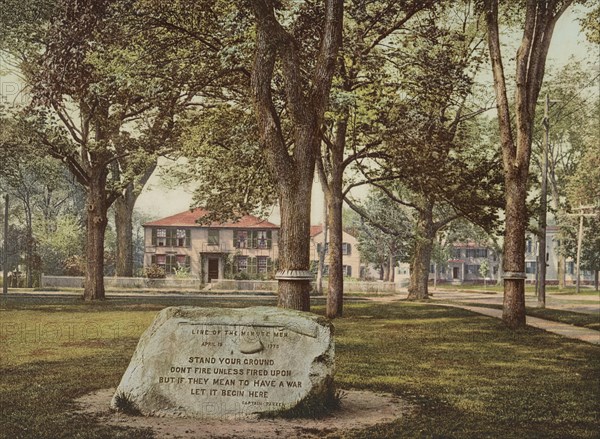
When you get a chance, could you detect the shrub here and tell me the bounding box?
[144,264,166,279]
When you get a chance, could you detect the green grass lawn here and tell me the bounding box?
[1,296,599,439]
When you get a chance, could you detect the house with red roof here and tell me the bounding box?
[143,208,279,283]
[309,225,361,279]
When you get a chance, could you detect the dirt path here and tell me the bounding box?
[75,388,412,439]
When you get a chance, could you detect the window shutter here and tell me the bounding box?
[233,230,239,248]
[347,265,352,277]
[266,257,273,273]
[250,230,256,249]
[347,243,351,255]
[249,257,257,274]
[185,256,191,268]
[266,230,272,248]
[186,229,191,247]
[317,243,322,254]
[151,255,156,265]
[152,228,157,246]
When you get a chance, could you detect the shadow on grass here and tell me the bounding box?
[0,352,153,439]
[330,303,600,439]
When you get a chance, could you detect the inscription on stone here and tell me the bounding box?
[111,307,334,419]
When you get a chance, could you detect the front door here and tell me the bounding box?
[208,258,219,282]
[453,267,460,279]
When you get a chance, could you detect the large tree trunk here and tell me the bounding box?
[113,163,156,277]
[115,183,135,277]
[325,113,346,318]
[502,171,528,327]
[407,236,433,299]
[250,0,343,311]
[277,177,313,311]
[84,169,109,301]
[407,203,434,300]
[383,261,390,282]
[326,191,343,317]
[483,0,570,328]
[316,197,327,295]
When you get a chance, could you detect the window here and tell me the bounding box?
[235,231,248,248]
[567,261,575,275]
[208,229,219,246]
[152,228,190,247]
[152,254,190,274]
[430,264,435,274]
[342,242,352,255]
[466,249,488,258]
[317,243,329,254]
[452,248,462,259]
[156,228,167,246]
[176,229,188,247]
[165,254,177,274]
[525,262,537,274]
[256,231,269,249]
[258,256,269,273]
[343,265,352,277]
[526,239,533,254]
[237,256,248,272]
[465,264,480,275]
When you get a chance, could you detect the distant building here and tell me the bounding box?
[309,225,361,279]
[525,226,595,284]
[143,209,279,283]
[434,241,501,284]
[428,227,596,285]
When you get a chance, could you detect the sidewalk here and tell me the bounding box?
[429,288,600,315]
[363,290,600,346]
[435,303,600,346]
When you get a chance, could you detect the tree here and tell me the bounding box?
[250,0,344,310]
[4,0,202,299]
[531,61,598,287]
[345,9,502,299]
[1,111,83,285]
[317,0,436,317]
[167,105,276,224]
[355,189,413,281]
[483,0,577,328]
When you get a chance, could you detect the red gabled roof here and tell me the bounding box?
[143,208,279,229]
[310,225,323,237]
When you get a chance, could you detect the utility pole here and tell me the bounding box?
[3,194,8,295]
[568,205,597,294]
[536,93,550,307]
